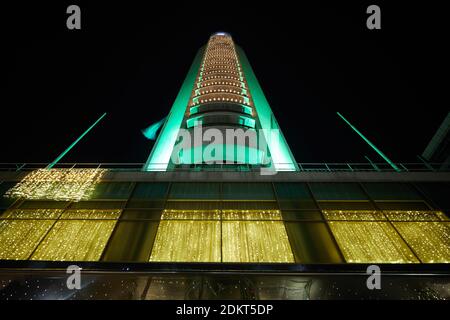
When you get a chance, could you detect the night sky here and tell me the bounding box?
[3,2,447,165]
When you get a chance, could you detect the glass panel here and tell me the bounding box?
[310,183,368,200]
[102,221,159,262]
[19,201,69,209]
[31,220,117,261]
[318,201,375,210]
[416,183,450,211]
[222,183,275,200]
[363,183,423,201]
[274,183,316,210]
[285,222,343,263]
[274,183,311,199]
[222,221,294,262]
[91,182,134,199]
[70,201,126,210]
[150,220,221,262]
[393,222,450,263]
[281,211,323,221]
[3,209,64,219]
[375,201,430,210]
[327,221,419,263]
[0,198,15,210]
[278,200,317,210]
[165,201,220,210]
[323,210,386,221]
[131,182,169,199]
[0,219,55,260]
[222,201,278,210]
[0,182,15,196]
[169,182,220,200]
[120,209,162,220]
[60,209,121,220]
[126,199,165,209]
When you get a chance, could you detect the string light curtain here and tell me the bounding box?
[222,221,294,263]
[31,219,117,261]
[393,222,450,263]
[150,209,294,263]
[5,168,106,202]
[325,210,449,263]
[0,209,120,261]
[0,219,55,260]
[327,221,419,263]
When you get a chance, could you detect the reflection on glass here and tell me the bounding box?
[328,221,419,263]
[0,220,55,260]
[393,222,450,263]
[31,220,117,261]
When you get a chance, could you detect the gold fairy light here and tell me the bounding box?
[60,209,121,220]
[393,222,450,263]
[0,219,55,260]
[383,210,446,221]
[5,168,106,202]
[323,210,386,221]
[150,220,221,262]
[222,210,282,220]
[31,219,117,261]
[222,221,294,263]
[328,221,419,263]
[161,209,221,220]
[150,209,294,263]
[324,210,449,263]
[3,209,64,220]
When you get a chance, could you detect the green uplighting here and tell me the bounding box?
[237,47,298,171]
[337,112,401,172]
[143,49,204,171]
[47,112,107,169]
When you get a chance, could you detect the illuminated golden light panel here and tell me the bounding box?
[150,209,294,263]
[60,209,122,220]
[5,168,107,202]
[393,222,450,263]
[323,210,386,221]
[3,209,64,220]
[31,219,117,261]
[222,221,294,263]
[150,220,221,262]
[0,219,55,260]
[328,221,419,263]
[324,210,450,263]
[161,209,221,220]
[383,210,447,221]
[222,210,282,220]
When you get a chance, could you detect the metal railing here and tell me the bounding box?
[0,162,448,173]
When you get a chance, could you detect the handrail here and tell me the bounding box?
[0,162,448,173]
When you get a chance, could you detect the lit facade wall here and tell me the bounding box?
[1,180,449,264]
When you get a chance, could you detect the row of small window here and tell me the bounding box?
[1,199,437,215]
[1,207,447,223]
[1,181,449,210]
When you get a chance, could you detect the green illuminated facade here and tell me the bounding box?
[144,33,298,171]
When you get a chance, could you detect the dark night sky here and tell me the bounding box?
[3,2,448,165]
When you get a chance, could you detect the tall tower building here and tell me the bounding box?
[144,32,298,171]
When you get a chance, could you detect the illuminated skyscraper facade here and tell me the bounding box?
[144,33,298,171]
